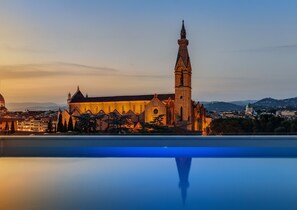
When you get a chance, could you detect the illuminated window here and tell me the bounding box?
[140,105,143,113]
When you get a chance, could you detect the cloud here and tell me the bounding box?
[0,62,171,81]
[228,44,297,53]
[0,62,118,79]
[53,62,118,72]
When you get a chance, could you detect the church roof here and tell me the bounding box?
[246,103,252,108]
[71,86,85,101]
[180,20,187,39]
[69,93,175,103]
[175,21,191,70]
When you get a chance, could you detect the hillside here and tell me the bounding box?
[203,102,244,112]
[253,97,297,109]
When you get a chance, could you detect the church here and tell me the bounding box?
[62,21,211,134]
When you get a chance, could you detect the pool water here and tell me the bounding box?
[1,158,297,210]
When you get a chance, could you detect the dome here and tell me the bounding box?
[0,93,5,107]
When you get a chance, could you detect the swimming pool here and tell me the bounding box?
[1,136,297,210]
[1,157,297,210]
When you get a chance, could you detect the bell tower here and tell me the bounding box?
[174,20,192,130]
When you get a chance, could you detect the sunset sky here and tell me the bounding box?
[0,0,297,104]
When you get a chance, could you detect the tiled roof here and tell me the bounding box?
[71,90,84,100]
[70,94,175,103]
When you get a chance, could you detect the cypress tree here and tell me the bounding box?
[4,122,9,135]
[68,117,74,131]
[74,121,80,132]
[63,120,67,132]
[57,112,63,132]
[10,121,15,134]
[47,118,53,133]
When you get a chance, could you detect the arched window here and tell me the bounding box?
[180,106,183,121]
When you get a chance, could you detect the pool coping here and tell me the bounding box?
[2,135,297,157]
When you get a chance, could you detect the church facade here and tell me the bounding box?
[63,21,211,134]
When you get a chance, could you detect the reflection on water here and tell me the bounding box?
[176,157,192,206]
[2,158,297,210]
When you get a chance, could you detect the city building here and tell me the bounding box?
[0,92,59,135]
[16,116,55,133]
[62,21,211,134]
[220,111,246,119]
[1,110,57,134]
[276,110,297,119]
[245,103,257,116]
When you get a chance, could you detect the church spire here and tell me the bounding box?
[175,20,191,70]
[180,20,186,39]
[174,21,192,130]
[175,157,192,206]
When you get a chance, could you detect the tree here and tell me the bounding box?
[96,113,106,131]
[68,117,73,131]
[208,116,297,135]
[57,112,64,132]
[150,114,165,126]
[4,122,9,135]
[47,118,53,133]
[290,119,297,133]
[74,120,79,132]
[74,113,97,133]
[140,114,169,134]
[10,121,15,134]
[274,126,286,134]
[209,118,253,135]
[106,112,132,134]
[63,120,67,132]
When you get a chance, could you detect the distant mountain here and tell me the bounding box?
[203,101,244,112]
[253,97,297,109]
[229,100,258,106]
[6,97,297,112]
[6,103,66,111]
[202,97,297,112]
